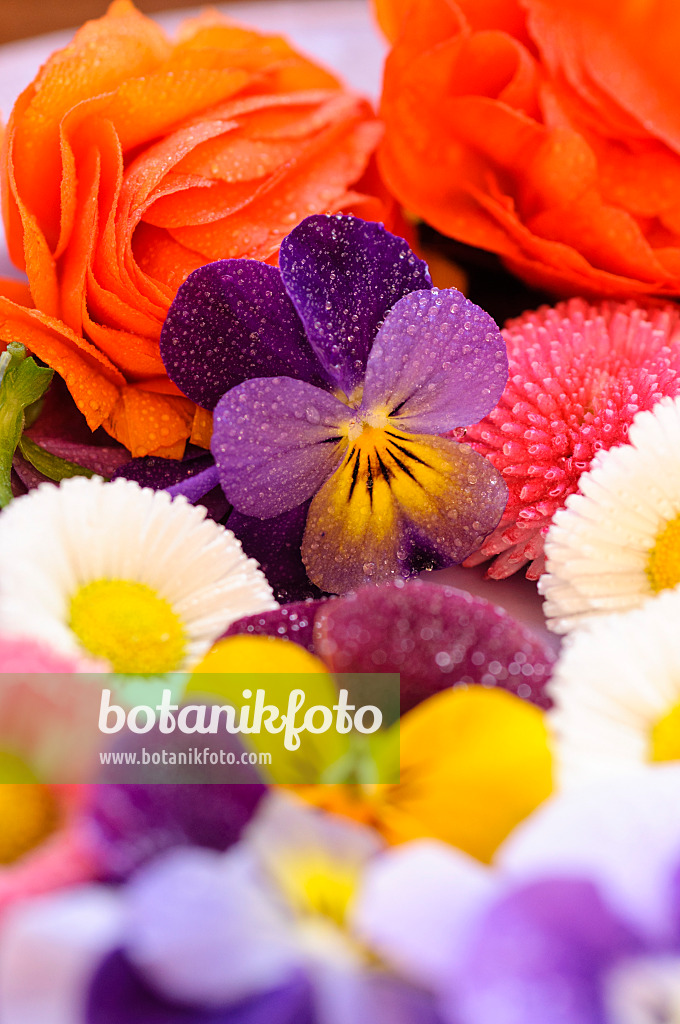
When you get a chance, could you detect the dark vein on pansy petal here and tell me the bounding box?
[389,397,410,416]
[348,450,360,501]
[385,447,423,485]
[366,456,374,509]
[375,451,392,484]
[387,439,432,468]
[318,435,345,444]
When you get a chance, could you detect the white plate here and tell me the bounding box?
[0,0,554,644]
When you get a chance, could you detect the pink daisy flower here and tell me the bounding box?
[0,635,103,915]
[465,299,680,579]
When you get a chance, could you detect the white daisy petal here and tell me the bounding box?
[547,587,680,789]
[0,477,277,673]
[540,395,680,631]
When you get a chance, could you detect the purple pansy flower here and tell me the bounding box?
[451,765,680,1024]
[160,215,509,594]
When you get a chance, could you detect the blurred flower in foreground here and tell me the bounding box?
[226,580,555,712]
[0,476,276,673]
[452,765,680,1024]
[0,0,390,458]
[465,300,680,579]
[162,214,508,594]
[548,588,680,790]
[540,396,680,631]
[200,596,554,863]
[0,797,449,1024]
[0,641,102,918]
[376,0,680,298]
[4,768,679,1024]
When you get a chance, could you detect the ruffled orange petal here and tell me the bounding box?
[0,297,122,428]
[104,385,194,457]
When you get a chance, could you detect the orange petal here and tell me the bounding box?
[0,279,31,307]
[11,0,169,249]
[104,385,194,457]
[170,108,382,260]
[0,297,122,428]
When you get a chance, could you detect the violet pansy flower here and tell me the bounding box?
[161,215,509,594]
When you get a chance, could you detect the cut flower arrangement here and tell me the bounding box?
[0,2,679,1023]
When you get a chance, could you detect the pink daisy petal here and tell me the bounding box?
[465,299,680,578]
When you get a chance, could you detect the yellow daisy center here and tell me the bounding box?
[0,751,59,864]
[646,513,680,593]
[650,701,680,762]
[69,579,187,674]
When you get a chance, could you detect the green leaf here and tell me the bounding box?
[0,345,53,507]
[18,436,96,483]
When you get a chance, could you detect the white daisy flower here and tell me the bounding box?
[548,588,680,789]
[0,477,277,674]
[539,395,680,632]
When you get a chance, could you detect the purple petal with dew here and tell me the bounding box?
[87,952,314,1024]
[315,580,554,713]
[228,503,323,604]
[124,849,299,1009]
[455,879,642,1024]
[160,260,328,411]
[223,600,328,654]
[279,214,432,394]
[361,288,508,433]
[113,450,230,522]
[212,377,350,518]
[301,435,509,596]
[86,774,265,883]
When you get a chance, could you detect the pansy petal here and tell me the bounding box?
[228,503,323,603]
[223,599,328,653]
[113,451,230,521]
[87,951,315,1024]
[124,848,299,1008]
[455,879,641,1024]
[86,780,265,882]
[497,764,680,943]
[160,260,329,411]
[212,378,350,518]
[352,840,494,990]
[0,887,122,1024]
[315,580,554,712]
[361,288,508,432]
[302,432,508,594]
[279,214,432,394]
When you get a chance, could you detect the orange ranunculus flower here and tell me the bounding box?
[376,0,680,299]
[0,1,386,457]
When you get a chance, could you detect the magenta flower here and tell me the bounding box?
[161,215,509,594]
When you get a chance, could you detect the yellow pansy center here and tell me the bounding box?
[646,513,680,592]
[275,854,360,927]
[69,579,186,674]
[650,702,680,762]
[0,751,59,864]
